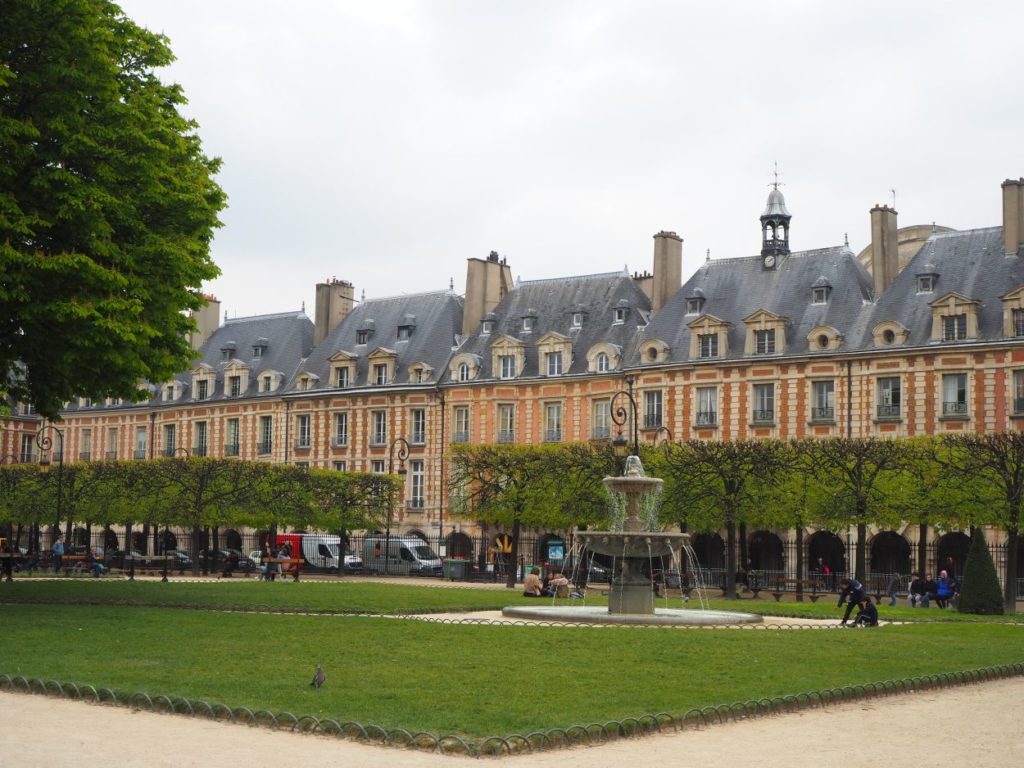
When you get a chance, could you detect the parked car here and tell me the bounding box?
[145,549,192,569]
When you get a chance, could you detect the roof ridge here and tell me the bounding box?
[931,225,1001,239]
[224,311,306,324]
[363,289,456,303]
[518,270,628,286]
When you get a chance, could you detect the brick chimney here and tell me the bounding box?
[651,231,683,312]
[188,294,221,353]
[313,278,355,346]
[462,251,513,336]
[869,205,899,297]
[1003,178,1024,256]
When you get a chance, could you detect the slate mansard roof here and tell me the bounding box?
[299,290,464,390]
[450,270,652,381]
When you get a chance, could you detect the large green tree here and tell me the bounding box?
[0,0,225,418]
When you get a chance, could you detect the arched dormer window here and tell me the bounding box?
[448,353,482,382]
[585,343,621,373]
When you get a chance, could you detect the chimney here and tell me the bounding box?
[188,294,221,353]
[1002,178,1024,256]
[869,205,899,296]
[462,251,513,336]
[313,278,355,346]
[651,231,683,312]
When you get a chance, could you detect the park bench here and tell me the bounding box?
[262,557,302,582]
[770,578,827,602]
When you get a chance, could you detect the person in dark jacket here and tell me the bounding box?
[853,598,879,627]
[909,572,929,607]
[837,577,868,624]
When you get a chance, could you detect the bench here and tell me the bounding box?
[770,578,827,602]
[864,579,901,604]
[60,555,101,577]
[261,557,302,582]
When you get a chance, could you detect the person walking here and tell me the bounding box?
[52,533,64,574]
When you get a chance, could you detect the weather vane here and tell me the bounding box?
[770,161,783,190]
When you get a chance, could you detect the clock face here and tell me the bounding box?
[763,254,776,269]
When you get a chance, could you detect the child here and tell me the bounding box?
[853,598,878,627]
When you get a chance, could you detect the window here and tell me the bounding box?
[259,415,273,454]
[1015,371,1024,414]
[592,399,611,439]
[497,404,515,443]
[335,367,350,388]
[333,461,347,472]
[812,287,828,305]
[397,325,412,341]
[698,333,718,358]
[80,428,92,461]
[499,355,516,379]
[372,411,387,445]
[197,379,209,400]
[134,427,147,460]
[482,320,493,335]
[877,377,901,419]
[458,363,470,382]
[686,298,703,314]
[546,351,562,376]
[374,363,388,385]
[571,312,583,328]
[164,385,175,402]
[371,460,385,474]
[411,409,426,444]
[942,314,967,341]
[917,275,935,293]
[453,406,470,443]
[644,390,663,428]
[696,386,717,426]
[163,424,176,457]
[333,413,349,446]
[296,414,311,448]
[752,383,774,423]
[614,307,626,324]
[522,316,535,332]
[754,329,776,354]
[106,427,118,460]
[20,434,33,463]
[221,347,234,362]
[596,352,610,373]
[357,330,369,345]
[252,345,263,359]
[812,381,835,421]
[262,375,272,392]
[226,419,240,456]
[942,373,968,417]
[194,421,208,456]
[228,376,241,397]
[544,403,562,442]
[1014,309,1024,337]
[409,460,425,508]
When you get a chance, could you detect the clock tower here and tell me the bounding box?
[760,174,791,268]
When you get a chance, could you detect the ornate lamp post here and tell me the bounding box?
[610,376,640,460]
[35,425,64,551]
[385,437,410,576]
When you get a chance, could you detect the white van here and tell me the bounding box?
[362,535,442,576]
[275,533,363,573]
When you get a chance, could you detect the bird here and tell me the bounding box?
[310,662,326,689]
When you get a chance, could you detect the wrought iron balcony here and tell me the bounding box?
[591,425,611,440]
[751,410,774,424]
[695,411,717,426]
[497,430,515,443]
[452,431,469,444]
[224,443,240,457]
[258,441,273,455]
[942,401,968,417]
[294,438,311,450]
[876,404,901,420]
[811,407,835,422]
[644,414,663,428]
[543,429,562,443]
[332,435,348,447]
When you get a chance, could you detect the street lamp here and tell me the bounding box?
[35,425,64,552]
[610,377,639,459]
[385,437,410,576]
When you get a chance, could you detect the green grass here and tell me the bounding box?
[2,600,1022,740]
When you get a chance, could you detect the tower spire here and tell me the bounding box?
[760,169,791,265]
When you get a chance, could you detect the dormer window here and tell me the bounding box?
[262,375,272,392]
[252,337,268,359]
[686,290,706,315]
[336,367,350,388]
[252,346,263,359]
[197,380,209,400]
[812,287,828,304]
[918,275,936,293]
[596,352,610,372]
[357,330,369,345]
[500,355,516,379]
[397,314,416,341]
[942,314,967,341]
[522,315,535,333]
[571,312,584,328]
[546,351,563,376]
[482,320,494,335]
[458,363,470,381]
[614,307,626,324]
[754,329,776,354]
[357,320,375,345]
[374,363,388,385]
[164,385,175,402]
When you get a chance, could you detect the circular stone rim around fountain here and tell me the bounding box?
[501,605,764,626]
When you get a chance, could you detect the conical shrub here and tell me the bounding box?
[957,532,1004,615]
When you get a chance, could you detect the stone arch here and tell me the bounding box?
[748,530,784,572]
[72,527,88,547]
[131,531,147,552]
[224,528,243,550]
[103,529,119,552]
[159,529,178,552]
[936,531,971,576]
[446,530,474,560]
[808,530,846,578]
[870,530,910,576]
[691,532,725,570]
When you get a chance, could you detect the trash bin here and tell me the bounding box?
[444,558,470,580]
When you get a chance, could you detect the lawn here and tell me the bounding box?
[2,584,1022,742]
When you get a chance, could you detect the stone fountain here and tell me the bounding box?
[503,456,762,626]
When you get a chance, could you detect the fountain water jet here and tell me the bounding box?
[503,456,762,626]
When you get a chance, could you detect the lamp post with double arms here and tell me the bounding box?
[385,437,410,576]
[35,425,64,552]
[610,376,640,462]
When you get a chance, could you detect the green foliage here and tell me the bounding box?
[0,0,226,417]
[958,532,1005,615]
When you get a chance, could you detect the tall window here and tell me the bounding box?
[458,363,470,382]
[696,386,717,426]
[592,399,611,439]
[163,424,176,457]
[259,415,273,454]
[546,351,562,376]
[497,404,515,443]
[453,406,470,443]
[226,418,240,456]
[80,428,92,461]
[371,460,385,473]
[499,355,516,379]
[374,363,388,385]
[752,383,774,423]
[296,414,311,447]
[334,413,349,446]
[1015,371,1024,414]
[262,375,272,392]
[1013,309,1024,338]
[644,390,663,428]
[134,427,147,460]
[106,427,118,460]
[336,367,350,388]
[942,314,968,341]
[544,403,562,442]
[614,307,626,324]
[877,377,901,419]
[20,434,33,463]
[812,381,835,421]
[372,411,387,445]
[698,333,718,358]
[411,408,426,444]
[942,373,968,417]
[754,329,776,354]
[596,352,610,372]
[409,460,425,509]
[228,376,241,397]
[197,379,209,400]
[194,421,208,456]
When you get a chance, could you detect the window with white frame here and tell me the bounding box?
[259,415,273,453]
[942,373,968,417]
[374,363,388,385]
[453,406,470,443]
[372,411,387,445]
[918,274,936,293]
[409,460,425,508]
[334,412,349,446]
[194,421,208,456]
[592,399,611,439]
[812,287,829,305]
[546,351,562,376]
[482,320,494,334]
[296,414,311,448]
[696,386,717,426]
[877,377,901,419]
[1013,309,1024,337]
[372,460,385,473]
[333,461,346,472]
[261,375,272,392]
[544,402,562,442]
[754,329,776,354]
[106,427,118,459]
[644,390,663,428]
[411,409,426,444]
[522,316,535,333]
[812,381,835,421]
[497,404,515,442]
[942,314,967,341]
[134,427,147,460]
[613,307,626,324]
[335,367,350,388]
[698,333,718,358]
[80,428,92,461]
[596,352,610,372]
[197,379,209,400]
[228,376,241,397]
[499,355,516,379]
[163,424,176,457]
[571,312,583,328]
[20,434,33,463]
[752,383,774,423]
[458,363,470,381]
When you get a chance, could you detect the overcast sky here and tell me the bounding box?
[118,0,1024,320]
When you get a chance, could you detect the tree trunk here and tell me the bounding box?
[1004,527,1019,614]
[505,517,521,590]
[855,522,867,580]
[725,519,737,599]
[795,525,805,601]
[918,522,928,578]
[191,524,202,576]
